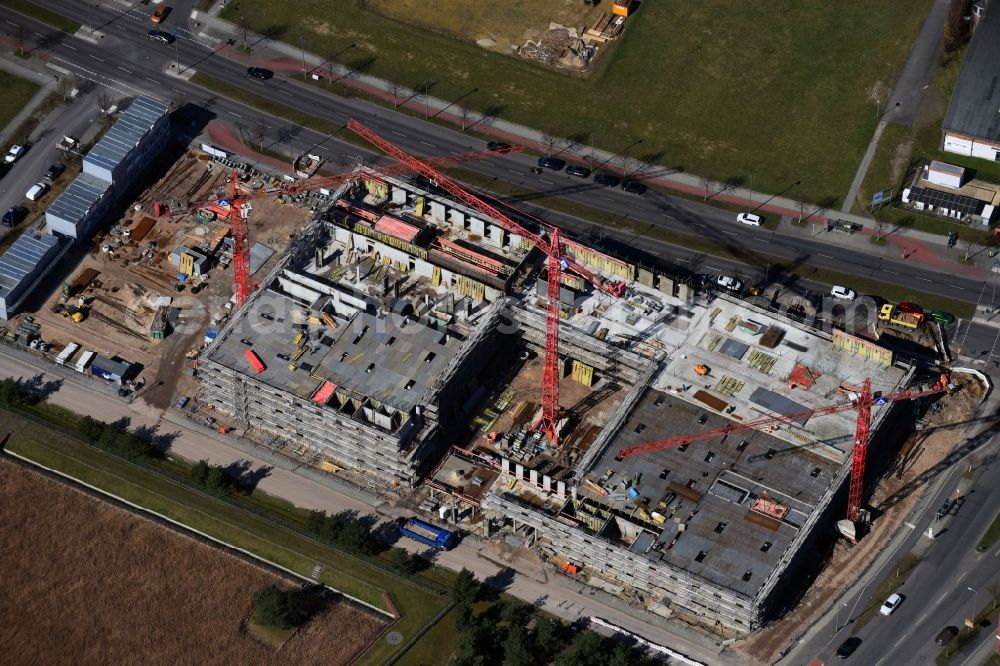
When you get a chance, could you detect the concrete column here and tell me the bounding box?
[543,475,552,492]
[429,201,446,221]
[515,463,524,480]
[502,457,510,474]
[391,186,407,204]
[557,480,566,497]
[529,469,538,486]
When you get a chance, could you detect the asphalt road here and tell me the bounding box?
[0,2,992,309]
[802,429,1000,665]
[0,346,725,664]
[0,85,100,239]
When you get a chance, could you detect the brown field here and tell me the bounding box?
[0,458,387,665]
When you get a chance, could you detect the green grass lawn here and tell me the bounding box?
[0,0,80,32]
[0,69,40,136]
[1,408,451,665]
[222,0,931,203]
[975,510,1000,552]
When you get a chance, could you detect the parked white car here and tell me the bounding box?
[737,212,763,227]
[25,182,49,201]
[830,285,856,301]
[879,592,902,616]
[716,275,743,292]
[5,144,25,163]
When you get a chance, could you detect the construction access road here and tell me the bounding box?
[0,347,729,666]
[0,3,992,311]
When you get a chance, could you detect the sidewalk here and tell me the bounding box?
[187,5,994,280]
[776,373,1000,665]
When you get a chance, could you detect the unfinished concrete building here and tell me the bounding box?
[197,173,555,487]
[477,296,917,635]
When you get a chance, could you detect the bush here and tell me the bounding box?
[76,416,157,460]
[304,510,377,554]
[253,584,307,630]
[190,459,238,496]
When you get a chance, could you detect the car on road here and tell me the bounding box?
[593,173,620,187]
[879,592,902,616]
[537,156,566,171]
[737,212,763,227]
[247,67,274,81]
[830,285,856,301]
[621,180,647,195]
[151,5,169,23]
[935,626,958,646]
[897,301,922,314]
[25,182,49,201]
[486,141,511,152]
[147,29,174,44]
[5,144,25,163]
[835,637,861,659]
[929,311,956,325]
[44,163,65,181]
[566,165,591,178]
[2,206,27,228]
[716,275,743,292]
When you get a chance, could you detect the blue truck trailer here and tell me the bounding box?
[400,518,455,550]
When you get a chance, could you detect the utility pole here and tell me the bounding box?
[299,34,306,80]
[424,81,429,119]
[174,38,179,72]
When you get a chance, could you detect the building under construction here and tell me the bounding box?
[195,164,934,635]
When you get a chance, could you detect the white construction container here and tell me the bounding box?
[55,342,80,365]
[74,350,95,373]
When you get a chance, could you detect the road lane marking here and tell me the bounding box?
[229,111,243,119]
[936,591,949,604]
[117,67,131,74]
[63,44,76,51]
[145,77,158,83]
[419,140,434,147]
[506,169,522,175]
[914,276,932,282]
[720,230,738,236]
[5,20,19,27]
[956,571,968,583]
[89,55,104,62]
[919,612,929,622]
[539,179,554,185]
[391,130,406,137]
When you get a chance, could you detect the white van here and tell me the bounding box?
[25,182,49,201]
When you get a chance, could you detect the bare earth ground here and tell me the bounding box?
[367,0,604,53]
[733,373,984,664]
[0,459,386,665]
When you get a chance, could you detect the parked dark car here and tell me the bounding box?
[147,29,174,43]
[935,626,958,646]
[566,165,591,178]
[537,156,566,171]
[835,637,861,659]
[44,163,65,181]
[622,180,647,195]
[2,206,27,228]
[486,141,512,152]
[593,173,620,187]
[247,67,274,81]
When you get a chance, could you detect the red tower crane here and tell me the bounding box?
[346,118,626,446]
[616,374,950,524]
[161,143,524,308]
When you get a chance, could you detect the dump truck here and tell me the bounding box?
[292,153,322,178]
[399,518,456,550]
[879,304,924,330]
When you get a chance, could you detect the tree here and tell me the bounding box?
[943,0,972,53]
[253,584,307,629]
[78,416,107,442]
[533,617,568,662]
[452,568,480,606]
[503,624,534,666]
[540,132,559,157]
[450,614,488,666]
[460,106,474,131]
[389,547,420,576]
[0,378,24,406]
[97,88,114,117]
[554,630,608,666]
[191,459,210,486]
[963,238,981,262]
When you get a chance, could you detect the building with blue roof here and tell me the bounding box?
[0,230,64,319]
[46,96,170,240]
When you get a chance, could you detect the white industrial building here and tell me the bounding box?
[46,96,170,240]
[0,230,65,320]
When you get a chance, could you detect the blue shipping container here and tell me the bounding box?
[400,518,455,550]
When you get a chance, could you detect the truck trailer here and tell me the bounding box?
[400,518,456,549]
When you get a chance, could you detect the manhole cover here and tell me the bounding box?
[386,631,404,645]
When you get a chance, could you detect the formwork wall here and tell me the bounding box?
[482,492,759,632]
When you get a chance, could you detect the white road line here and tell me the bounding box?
[117,67,131,74]
[5,20,19,27]
[918,612,929,622]
[914,276,932,282]
[539,179,554,185]
[391,130,406,137]
[89,55,104,62]
[817,253,833,258]
[994,547,999,557]
[418,141,434,147]
[507,169,522,175]
[936,591,949,604]
[720,230,738,236]
[63,44,76,51]
[229,111,243,119]
[956,571,968,584]
[33,31,44,38]
[145,77,158,83]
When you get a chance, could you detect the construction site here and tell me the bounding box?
[4,106,984,643]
